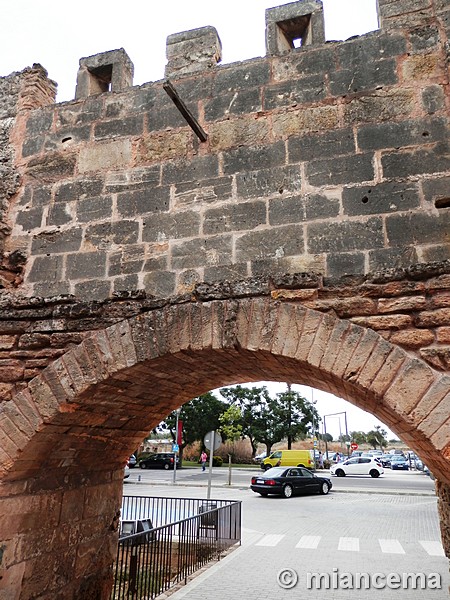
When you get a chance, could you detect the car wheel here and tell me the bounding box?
[164,463,170,470]
[283,484,293,498]
[370,469,380,478]
[335,469,345,477]
[297,464,305,468]
[264,464,272,471]
[139,462,147,469]
[320,482,330,495]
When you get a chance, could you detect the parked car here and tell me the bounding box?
[139,453,179,470]
[390,455,409,470]
[253,452,267,463]
[380,454,393,468]
[251,466,332,498]
[128,454,137,468]
[261,449,315,471]
[330,456,384,478]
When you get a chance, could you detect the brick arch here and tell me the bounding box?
[1,297,449,599]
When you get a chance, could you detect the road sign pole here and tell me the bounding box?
[207,430,215,499]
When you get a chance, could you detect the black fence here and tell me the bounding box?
[112,495,241,599]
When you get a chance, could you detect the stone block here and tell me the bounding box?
[422,85,446,114]
[223,142,286,175]
[368,247,418,272]
[74,280,111,301]
[421,176,450,206]
[31,228,83,256]
[94,115,143,140]
[137,131,192,164]
[212,60,270,95]
[269,195,305,226]
[386,211,450,248]
[304,193,340,221]
[265,1,325,56]
[236,224,304,261]
[203,201,266,234]
[288,128,355,162]
[330,59,398,95]
[78,140,132,173]
[342,182,420,216]
[171,235,232,269]
[264,74,326,110]
[76,196,112,223]
[204,89,262,120]
[273,105,339,137]
[327,252,366,279]
[343,89,416,125]
[16,207,43,231]
[46,203,73,227]
[116,186,170,217]
[26,152,77,183]
[142,211,200,242]
[143,270,176,297]
[75,48,134,100]
[85,221,139,248]
[162,155,219,185]
[165,26,222,78]
[272,46,336,82]
[208,116,270,152]
[66,252,107,280]
[22,136,44,158]
[306,153,375,187]
[55,178,103,203]
[308,217,384,253]
[236,166,302,201]
[174,177,233,207]
[357,117,448,151]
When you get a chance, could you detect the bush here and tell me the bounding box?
[212,456,223,467]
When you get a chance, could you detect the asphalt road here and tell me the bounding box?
[122,472,447,600]
[126,464,436,495]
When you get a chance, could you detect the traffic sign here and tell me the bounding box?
[172,444,179,452]
[204,431,222,452]
[350,443,358,451]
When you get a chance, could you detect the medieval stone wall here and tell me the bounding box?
[2,0,448,304]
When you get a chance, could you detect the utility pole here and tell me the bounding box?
[287,383,292,449]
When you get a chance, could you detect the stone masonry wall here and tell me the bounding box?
[2,0,448,304]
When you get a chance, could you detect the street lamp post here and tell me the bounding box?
[172,408,181,485]
[323,411,349,459]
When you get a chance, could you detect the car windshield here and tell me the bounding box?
[262,467,287,477]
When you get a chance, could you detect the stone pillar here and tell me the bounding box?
[75,49,134,100]
[265,0,325,55]
[165,26,222,78]
[0,473,123,599]
[436,479,450,594]
[377,0,435,29]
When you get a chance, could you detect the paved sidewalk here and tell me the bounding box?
[146,487,448,600]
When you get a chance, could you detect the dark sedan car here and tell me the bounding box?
[139,453,179,470]
[390,455,409,470]
[380,454,393,468]
[251,466,332,498]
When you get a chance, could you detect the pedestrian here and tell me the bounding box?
[200,450,208,471]
[318,451,324,469]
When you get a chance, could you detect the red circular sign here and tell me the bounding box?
[350,443,358,450]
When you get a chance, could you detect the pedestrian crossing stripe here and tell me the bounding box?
[255,534,285,547]
[338,537,360,551]
[419,541,445,556]
[379,539,405,554]
[254,534,444,556]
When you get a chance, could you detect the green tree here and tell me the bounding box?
[219,404,243,442]
[318,432,333,443]
[366,425,388,450]
[219,385,319,456]
[350,431,367,445]
[159,392,228,459]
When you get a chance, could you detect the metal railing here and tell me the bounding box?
[112,496,241,599]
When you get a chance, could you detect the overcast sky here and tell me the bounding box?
[1,0,397,441]
[2,0,379,102]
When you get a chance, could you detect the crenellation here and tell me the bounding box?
[1,2,450,597]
